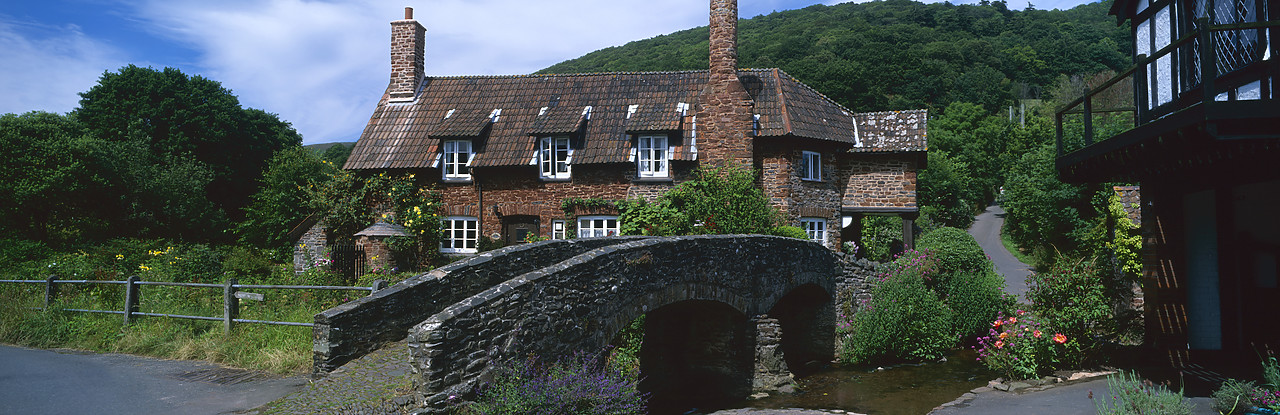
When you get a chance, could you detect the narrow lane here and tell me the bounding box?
[0,344,306,415]
[967,204,1034,299]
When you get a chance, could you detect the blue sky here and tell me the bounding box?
[1,0,1099,144]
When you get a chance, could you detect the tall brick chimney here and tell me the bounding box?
[700,0,754,168]
[389,7,426,102]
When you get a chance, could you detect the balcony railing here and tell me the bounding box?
[1056,18,1277,158]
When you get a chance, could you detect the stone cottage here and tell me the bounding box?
[343,0,928,253]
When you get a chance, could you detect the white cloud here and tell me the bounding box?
[0,16,127,116]
[131,0,711,144]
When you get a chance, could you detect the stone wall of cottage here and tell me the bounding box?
[426,163,700,244]
[757,141,843,248]
[840,156,919,211]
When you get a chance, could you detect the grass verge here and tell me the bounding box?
[999,223,1037,267]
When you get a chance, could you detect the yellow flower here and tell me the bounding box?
[115,254,124,260]
[139,265,151,271]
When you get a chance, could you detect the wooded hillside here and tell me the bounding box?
[541,0,1128,114]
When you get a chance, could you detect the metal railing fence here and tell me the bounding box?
[0,275,386,333]
[1056,18,1278,156]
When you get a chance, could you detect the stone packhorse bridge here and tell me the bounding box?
[313,235,842,412]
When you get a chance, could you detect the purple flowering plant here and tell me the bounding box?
[465,351,647,415]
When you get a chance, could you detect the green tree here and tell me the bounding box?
[0,112,102,242]
[918,150,979,230]
[1001,142,1102,267]
[237,146,339,253]
[75,65,301,235]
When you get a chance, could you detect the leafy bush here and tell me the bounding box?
[616,198,687,236]
[840,250,952,364]
[1093,371,1193,415]
[975,311,1069,380]
[1026,258,1110,367]
[945,269,1014,340]
[657,164,780,235]
[859,216,903,262]
[770,226,810,240]
[1213,379,1258,415]
[916,227,992,276]
[465,352,647,415]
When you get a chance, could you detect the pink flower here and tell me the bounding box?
[1053,333,1067,344]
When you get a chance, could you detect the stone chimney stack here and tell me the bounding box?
[709,0,740,86]
[700,0,754,168]
[389,7,426,102]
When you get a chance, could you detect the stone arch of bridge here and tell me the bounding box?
[408,235,841,410]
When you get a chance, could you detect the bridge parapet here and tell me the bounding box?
[312,237,645,374]
[407,235,840,410]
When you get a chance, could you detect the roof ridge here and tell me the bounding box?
[425,69,712,80]
[771,68,794,135]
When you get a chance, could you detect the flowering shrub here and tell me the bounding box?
[974,311,1069,380]
[1026,258,1110,367]
[839,250,953,364]
[464,352,646,415]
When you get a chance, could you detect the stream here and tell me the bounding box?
[730,350,994,415]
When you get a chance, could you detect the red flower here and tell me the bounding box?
[1053,333,1068,344]
[1033,330,1043,338]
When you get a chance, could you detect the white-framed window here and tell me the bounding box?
[441,216,479,253]
[636,135,669,178]
[539,135,572,179]
[577,216,619,238]
[443,140,473,180]
[551,220,567,240]
[800,217,827,247]
[800,151,822,181]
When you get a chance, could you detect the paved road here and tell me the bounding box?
[0,344,307,415]
[968,204,1034,299]
[929,378,1217,415]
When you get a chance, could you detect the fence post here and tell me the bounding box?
[369,280,387,296]
[44,275,58,310]
[123,276,140,325]
[224,277,239,334]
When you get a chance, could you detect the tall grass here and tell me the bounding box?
[0,240,417,374]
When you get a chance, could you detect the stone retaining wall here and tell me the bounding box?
[311,237,642,374]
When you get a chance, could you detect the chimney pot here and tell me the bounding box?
[405,7,413,20]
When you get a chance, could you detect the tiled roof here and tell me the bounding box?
[626,103,684,133]
[849,109,929,152]
[429,109,492,137]
[345,69,926,170]
[527,106,587,136]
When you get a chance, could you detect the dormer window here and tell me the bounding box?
[800,151,822,181]
[636,135,669,178]
[443,140,473,181]
[539,135,572,180]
